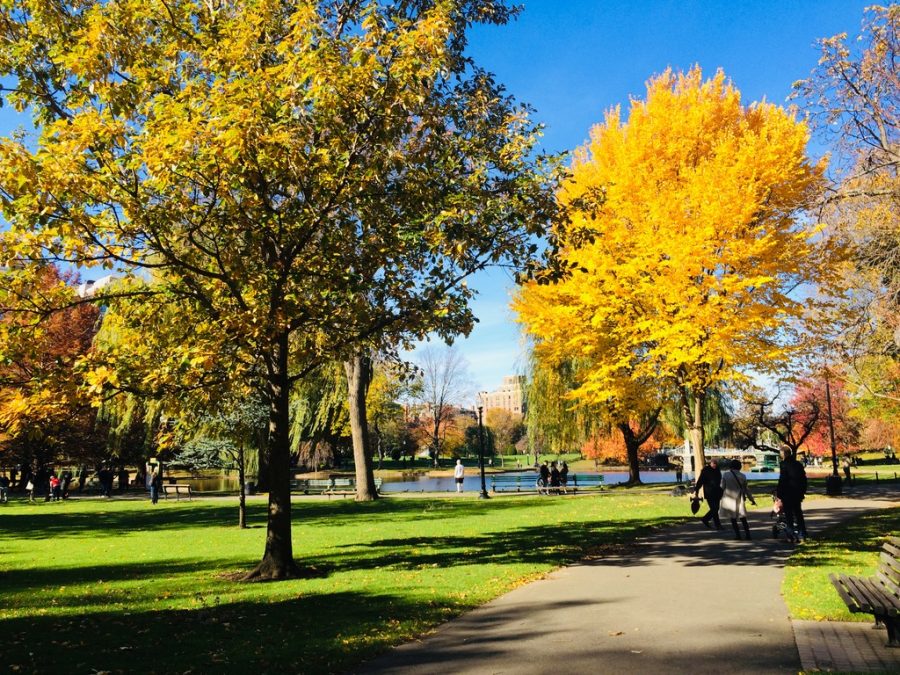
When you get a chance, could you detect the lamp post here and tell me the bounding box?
[477,405,490,499]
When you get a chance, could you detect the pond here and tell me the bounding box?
[379,469,779,493]
[175,469,779,494]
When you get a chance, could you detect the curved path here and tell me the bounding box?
[361,490,898,675]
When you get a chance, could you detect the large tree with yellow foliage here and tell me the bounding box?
[0,0,557,579]
[516,68,840,473]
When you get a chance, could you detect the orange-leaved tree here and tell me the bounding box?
[516,68,840,473]
[0,266,102,468]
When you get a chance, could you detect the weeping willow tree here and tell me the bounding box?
[661,387,735,457]
[290,362,351,472]
[525,354,594,457]
[523,347,669,485]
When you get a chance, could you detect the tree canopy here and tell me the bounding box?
[0,0,558,578]
[516,67,839,472]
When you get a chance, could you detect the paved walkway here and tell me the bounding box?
[794,619,900,672]
[361,489,899,674]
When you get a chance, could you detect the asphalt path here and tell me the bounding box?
[360,489,899,675]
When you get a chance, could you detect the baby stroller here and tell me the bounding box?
[771,494,797,543]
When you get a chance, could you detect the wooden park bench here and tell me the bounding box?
[490,474,535,493]
[490,473,605,495]
[830,536,900,647]
[569,474,605,492]
[290,477,382,498]
[162,484,193,501]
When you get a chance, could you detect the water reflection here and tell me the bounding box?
[379,470,778,493]
[177,470,778,494]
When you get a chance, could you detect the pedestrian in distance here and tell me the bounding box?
[538,461,550,492]
[0,474,9,503]
[549,461,561,492]
[559,461,569,493]
[720,459,756,540]
[694,459,723,529]
[49,474,61,501]
[454,459,465,493]
[776,448,808,541]
[842,455,852,485]
[149,470,162,505]
[60,470,72,499]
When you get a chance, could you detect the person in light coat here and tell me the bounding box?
[719,459,756,540]
[454,459,465,493]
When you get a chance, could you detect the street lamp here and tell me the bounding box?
[477,405,490,499]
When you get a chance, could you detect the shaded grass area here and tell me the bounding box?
[1,493,687,674]
[783,507,900,622]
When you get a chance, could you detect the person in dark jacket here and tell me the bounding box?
[776,448,808,541]
[694,459,723,529]
[538,462,550,493]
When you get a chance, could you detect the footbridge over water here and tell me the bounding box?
[665,445,779,478]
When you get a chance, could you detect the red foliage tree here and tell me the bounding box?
[791,377,861,457]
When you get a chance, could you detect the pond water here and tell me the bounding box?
[379,469,778,493]
[176,469,778,493]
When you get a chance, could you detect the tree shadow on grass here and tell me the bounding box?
[0,502,256,539]
[0,591,605,674]
[1,557,253,610]
[305,516,688,574]
[0,495,589,540]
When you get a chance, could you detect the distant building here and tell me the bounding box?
[479,375,526,416]
[77,274,119,298]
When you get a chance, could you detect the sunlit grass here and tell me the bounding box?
[782,507,900,622]
[1,492,687,673]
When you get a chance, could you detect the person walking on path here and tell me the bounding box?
[720,459,756,540]
[559,461,569,493]
[149,470,162,504]
[454,459,465,493]
[777,448,808,541]
[694,459,723,529]
[842,455,852,485]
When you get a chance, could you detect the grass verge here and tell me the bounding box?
[1,492,687,673]
[782,506,900,622]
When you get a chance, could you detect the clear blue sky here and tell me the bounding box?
[428,0,869,398]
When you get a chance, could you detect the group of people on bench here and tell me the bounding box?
[536,460,569,492]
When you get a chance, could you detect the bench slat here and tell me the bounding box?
[831,574,863,612]
[848,576,891,614]
[873,572,900,615]
[880,550,900,578]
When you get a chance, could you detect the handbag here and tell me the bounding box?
[690,495,702,514]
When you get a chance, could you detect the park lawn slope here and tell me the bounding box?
[1,493,686,674]
[783,506,900,622]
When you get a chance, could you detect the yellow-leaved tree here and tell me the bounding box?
[517,68,841,473]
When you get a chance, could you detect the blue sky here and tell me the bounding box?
[428,0,870,397]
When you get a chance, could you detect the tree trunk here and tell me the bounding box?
[245,332,300,580]
[624,441,642,486]
[689,391,706,474]
[238,441,247,530]
[344,353,378,501]
[432,426,441,468]
[374,419,384,470]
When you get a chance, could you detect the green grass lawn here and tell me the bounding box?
[1,492,687,674]
[783,507,900,622]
